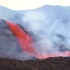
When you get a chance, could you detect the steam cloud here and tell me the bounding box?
[21,5,70,56]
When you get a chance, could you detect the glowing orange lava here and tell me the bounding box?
[36,51,70,59]
[6,21,36,56]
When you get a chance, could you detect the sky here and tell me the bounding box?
[0,0,70,10]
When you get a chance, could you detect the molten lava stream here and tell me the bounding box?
[6,21,70,59]
[6,21,36,56]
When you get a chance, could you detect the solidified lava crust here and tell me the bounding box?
[0,57,70,70]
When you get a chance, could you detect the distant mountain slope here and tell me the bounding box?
[0,5,23,24]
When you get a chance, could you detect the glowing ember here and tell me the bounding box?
[6,21,70,59]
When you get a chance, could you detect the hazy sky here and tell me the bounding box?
[0,0,70,10]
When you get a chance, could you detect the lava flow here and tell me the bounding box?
[36,51,70,59]
[6,21,36,56]
[6,21,70,59]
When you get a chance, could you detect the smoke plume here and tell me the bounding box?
[21,5,70,57]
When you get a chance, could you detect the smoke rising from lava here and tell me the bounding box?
[21,6,70,56]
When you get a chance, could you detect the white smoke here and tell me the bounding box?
[21,5,70,56]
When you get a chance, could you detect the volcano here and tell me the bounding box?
[0,5,70,60]
[0,4,70,70]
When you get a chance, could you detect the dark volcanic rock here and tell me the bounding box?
[0,57,70,70]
